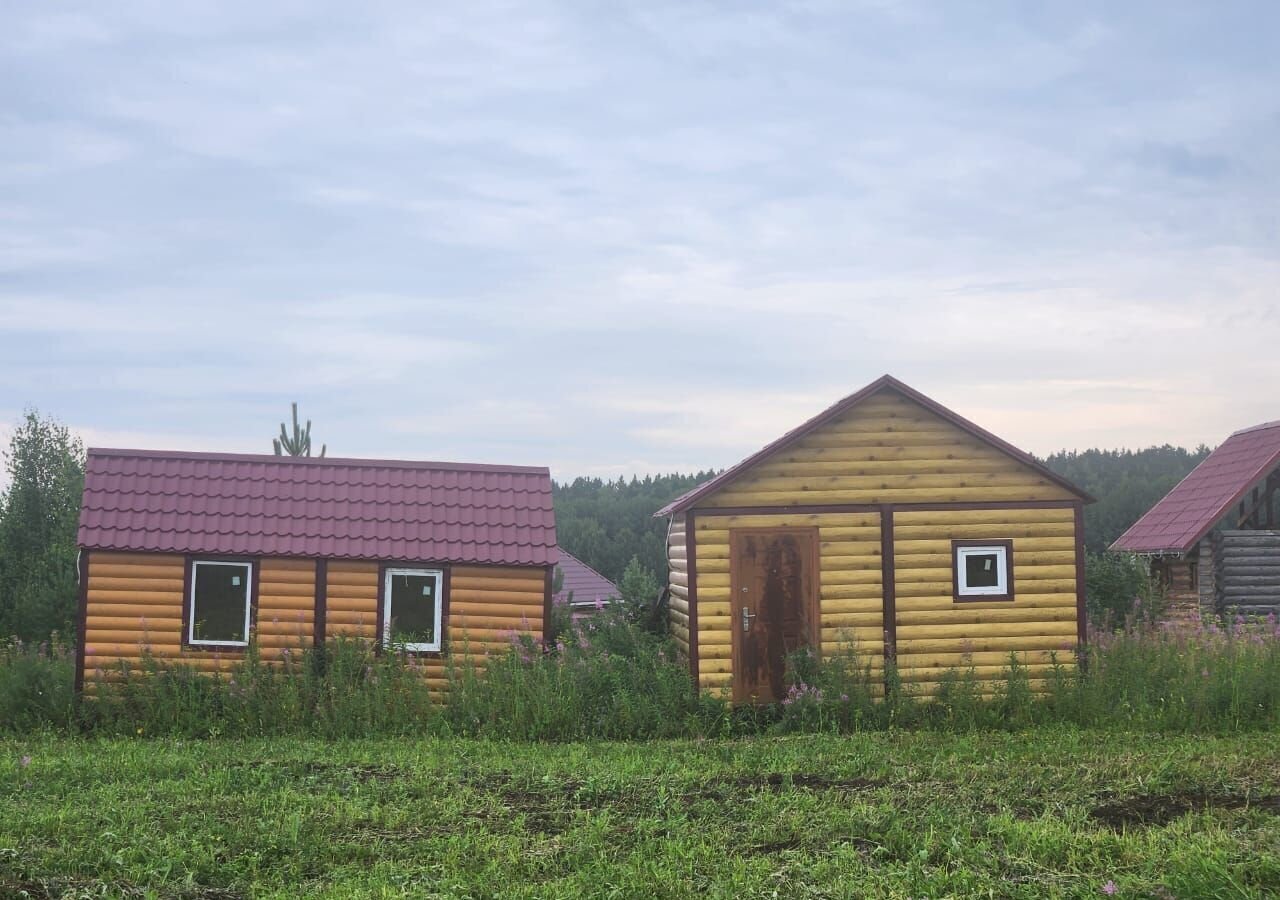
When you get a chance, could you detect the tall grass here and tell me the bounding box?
[5,609,1280,738]
[1045,615,1280,731]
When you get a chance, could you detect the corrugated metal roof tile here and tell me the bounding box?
[553,549,620,608]
[78,449,557,566]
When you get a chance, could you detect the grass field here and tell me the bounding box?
[3,730,1279,898]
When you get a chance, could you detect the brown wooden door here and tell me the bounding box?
[730,528,819,703]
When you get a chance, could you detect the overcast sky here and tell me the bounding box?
[2,2,1277,482]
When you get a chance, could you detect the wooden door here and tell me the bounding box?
[730,528,819,703]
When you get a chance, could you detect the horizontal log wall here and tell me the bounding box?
[83,551,189,681]
[325,560,379,640]
[667,515,691,665]
[700,391,1077,508]
[1214,530,1280,618]
[694,510,884,697]
[256,558,315,660]
[893,507,1079,694]
[81,552,546,696]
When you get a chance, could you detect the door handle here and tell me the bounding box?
[741,606,756,632]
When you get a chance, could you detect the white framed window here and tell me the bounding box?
[383,567,444,652]
[188,559,253,646]
[953,541,1013,601]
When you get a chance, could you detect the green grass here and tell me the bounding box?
[3,730,1279,898]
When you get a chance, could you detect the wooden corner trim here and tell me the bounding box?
[880,505,896,681]
[1074,503,1088,655]
[74,550,90,695]
[686,512,700,689]
[542,564,554,649]
[313,559,328,649]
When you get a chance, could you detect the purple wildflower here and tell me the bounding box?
[594,596,605,611]
[1101,881,1118,895]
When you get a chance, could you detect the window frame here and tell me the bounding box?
[951,540,1015,603]
[380,565,448,655]
[184,557,257,649]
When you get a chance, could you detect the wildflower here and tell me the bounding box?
[594,596,605,611]
[136,727,144,736]
[840,694,849,703]
[19,755,31,769]
[1101,880,1118,895]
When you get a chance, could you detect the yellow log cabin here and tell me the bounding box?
[75,449,557,694]
[655,375,1092,702]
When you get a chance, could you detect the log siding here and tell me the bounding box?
[699,391,1078,509]
[77,551,547,695]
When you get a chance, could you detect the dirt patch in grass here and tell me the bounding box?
[704,773,884,794]
[304,762,404,782]
[1091,792,1280,829]
[457,772,885,837]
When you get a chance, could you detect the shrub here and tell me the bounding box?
[443,607,719,740]
[0,637,76,732]
[1085,550,1165,627]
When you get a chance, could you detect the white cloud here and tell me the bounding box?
[0,1,1276,481]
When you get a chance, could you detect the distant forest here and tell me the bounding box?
[554,445,1211,584]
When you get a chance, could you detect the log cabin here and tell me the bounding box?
[75,449,556,693]
[654,375,1093,702]
[1112,421,1280,621]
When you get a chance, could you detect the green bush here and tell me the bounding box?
[444,608,719,740]
[6,610,1280,738]
[0,637,77,732]
[1085,550,1165,627]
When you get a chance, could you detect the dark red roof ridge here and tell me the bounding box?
[557,547,613,586]
[87,447,549,476]
[655,374,1092,516]
[1229,420,1280,437]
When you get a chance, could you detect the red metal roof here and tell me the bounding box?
[655,374,1092,516]
[79,448,557,566]
[1112,421,1280,554]
[553,549,619,607]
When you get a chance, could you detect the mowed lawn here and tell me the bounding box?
[2,730,1279,898]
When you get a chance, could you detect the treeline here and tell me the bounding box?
[1042,445,1210,552]
[552,473,716,583]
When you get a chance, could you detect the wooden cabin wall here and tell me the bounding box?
[256,559,315,660]
[325,560,379,640]
[1213,530,1280,619]
[693,510,884,697]
[83,551,191,680]
[699,391,1078,509]
[1160,558,1201,623]
[80,552,546,695]
[892,507,1078,694]
[666,514,691,664]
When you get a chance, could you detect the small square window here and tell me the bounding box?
[953,542,1013,602]
[383,568,444,652]
[188,560,253,646]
